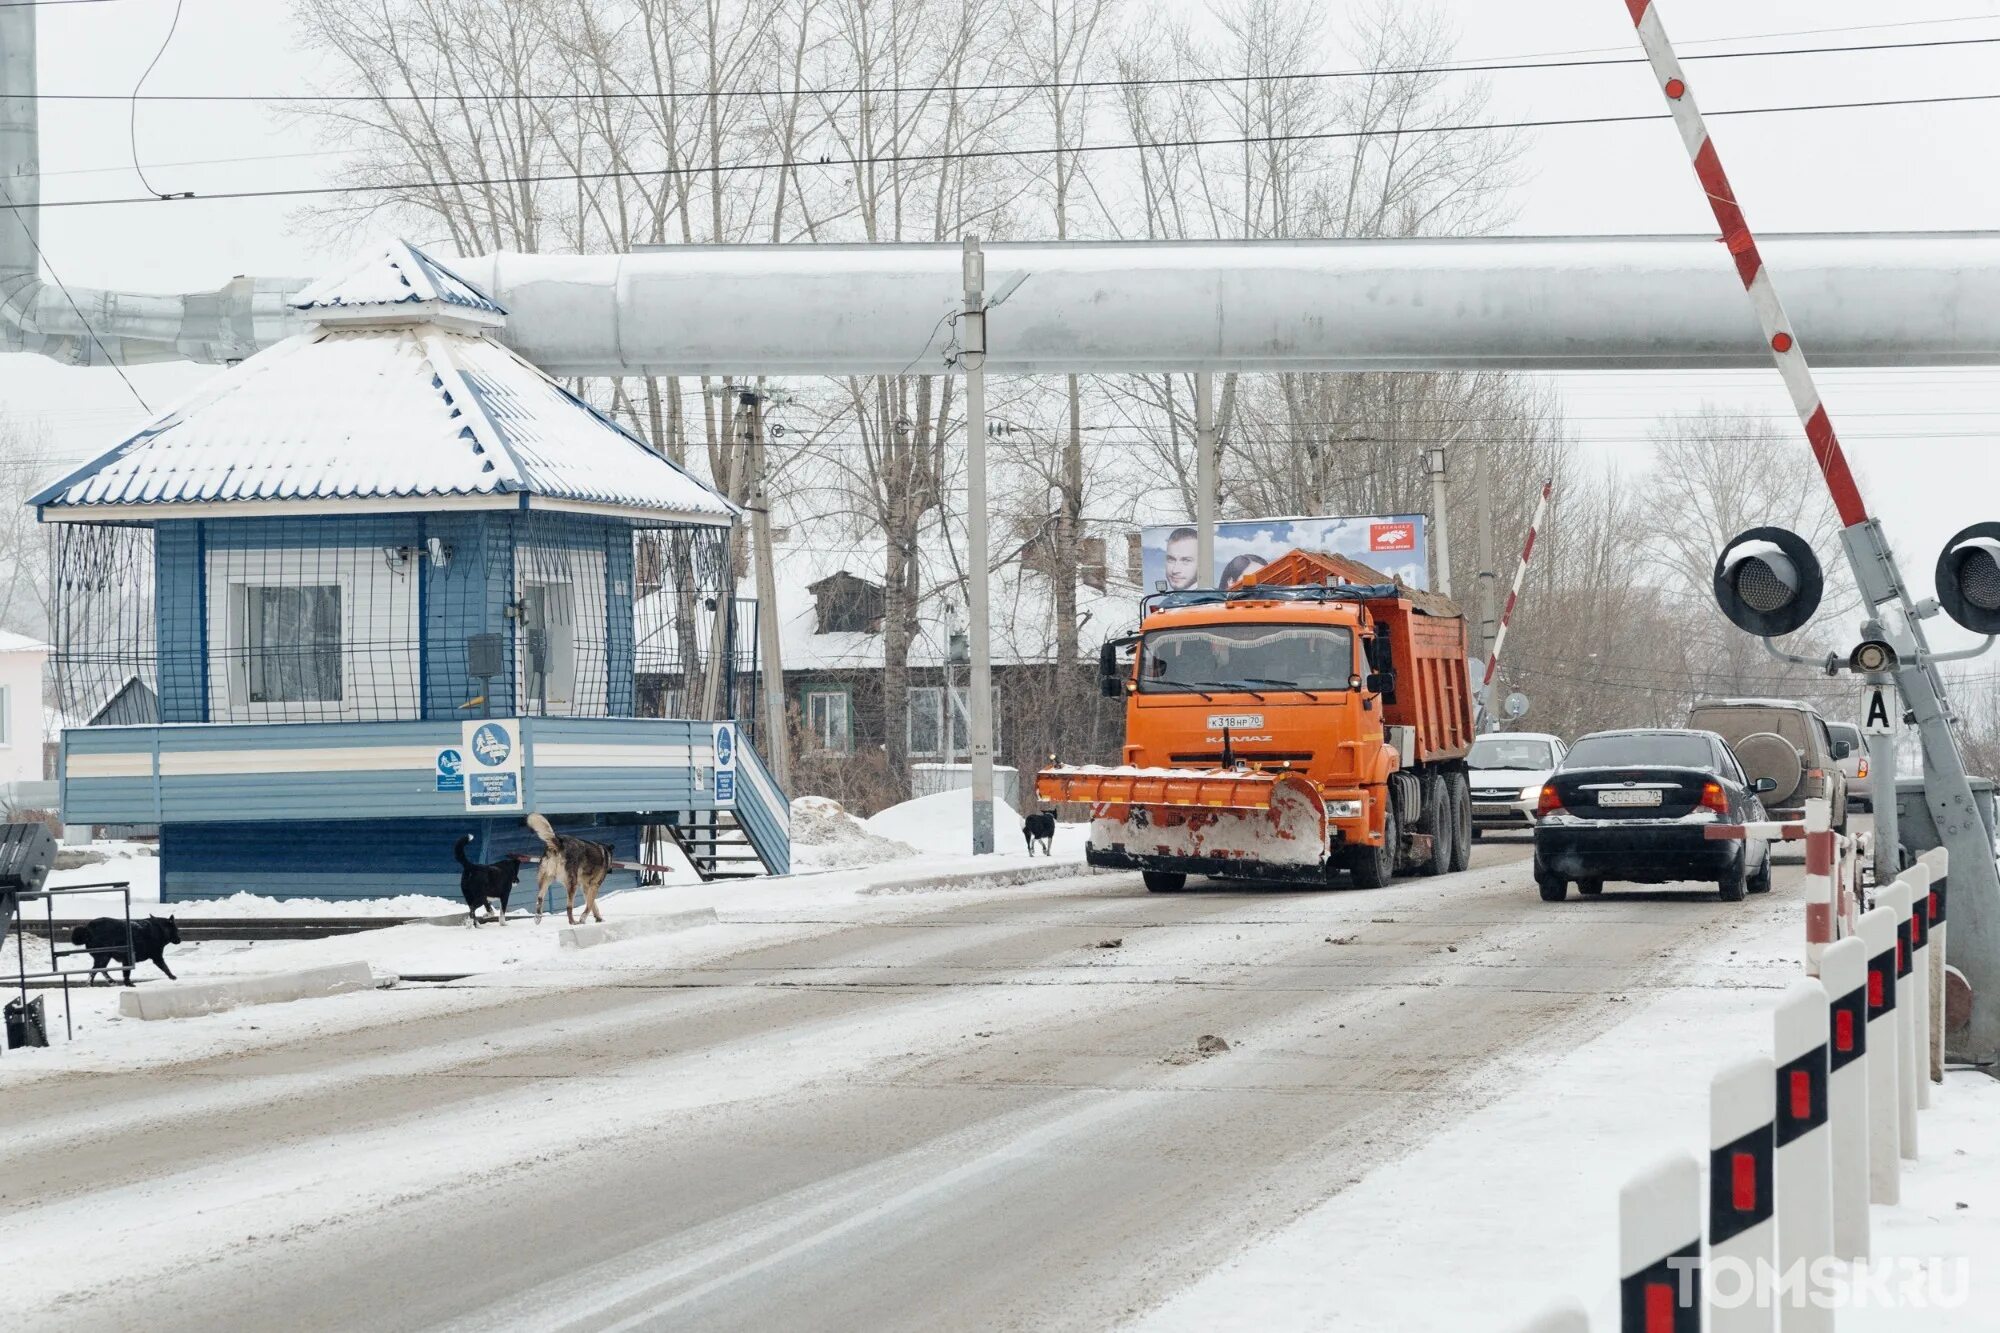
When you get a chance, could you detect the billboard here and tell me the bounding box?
[1139,513,1429,592]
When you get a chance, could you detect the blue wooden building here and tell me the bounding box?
[35,241,788,900]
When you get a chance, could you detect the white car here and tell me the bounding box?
[1467,731,1567,837]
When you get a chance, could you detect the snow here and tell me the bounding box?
[865,786,1025,856]
[1131,898,1999,1333]
[789,795,917,871]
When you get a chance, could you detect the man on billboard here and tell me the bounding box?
[1164,526,1200,590]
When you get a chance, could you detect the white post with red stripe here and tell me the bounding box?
[1856,902,1901,1204]
[1709,1056,1777,1333]
[1900,863,1934,1109]
[1800,798,1835,975]
[1621,1153,1702,1333]
[1876,880,1920,1161]
[1478,477,1551,726]
[1772,981,1835,1333]
[1817,936,1870,1260]
[1924,846,1950,1083]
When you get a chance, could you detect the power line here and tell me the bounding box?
[0,182,150,411]
[19,33,2000,105]
[13,88,2000,213]
[127,0,190,200]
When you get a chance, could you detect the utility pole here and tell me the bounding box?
[1195,372,1217,584]
[962,236,994,855]
[746,387,792,789]
[1425,443,1453,598]
[1474,437,1498,660]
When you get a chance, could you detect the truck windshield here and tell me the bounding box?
[1139,623,1355,693]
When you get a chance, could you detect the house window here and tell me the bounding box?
[242,585,342,703]
[908,685,1001,757]
[808,573,885,634]
[1081,536,1108,591]
[804,687,852,753]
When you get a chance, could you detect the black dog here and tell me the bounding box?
[1023,809,1057,856]
[454,834,524,927]
[71,916,180,986]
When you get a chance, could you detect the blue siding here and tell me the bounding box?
[155,522,204,723]
[421,512,503,720]
[159,816,643,903]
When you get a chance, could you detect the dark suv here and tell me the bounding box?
[1684,698,1849,830]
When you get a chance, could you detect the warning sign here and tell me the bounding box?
[1863,687,1893,737]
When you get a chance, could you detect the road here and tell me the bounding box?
[0,840,1810,1332]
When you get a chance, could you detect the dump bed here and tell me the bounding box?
[1238,549,1473,765]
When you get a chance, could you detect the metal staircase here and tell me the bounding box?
[665,809,770,881]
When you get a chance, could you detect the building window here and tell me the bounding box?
[907,684,1000,757]
[804,687,852,752]
[807,573,885,634]
[241,585,342,703]
[1081,536,1108,591]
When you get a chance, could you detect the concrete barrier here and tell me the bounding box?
[1819,936,1870,1261]
[558,907,718,950]
[1878,880,1920,1162]
[1709,1056,1776,1333]
[1923,846,1949,1081]
[1856,903,1902,1204]
[1621,1152,1701,1332]
[1900,865,1934,1110]
[117,960,384,1020]
[1772,981,1834,1332]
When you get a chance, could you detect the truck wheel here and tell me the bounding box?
[1414,774,1451,877]
[1348,808,1397,889]
[1447,772,1472,872]
[1142,870,1187,893]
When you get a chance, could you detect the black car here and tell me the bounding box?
[1532,728,1777,902]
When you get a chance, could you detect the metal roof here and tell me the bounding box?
[291,239,507,321]
[32,321,735,524]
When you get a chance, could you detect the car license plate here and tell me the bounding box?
[1598,789,1662,808]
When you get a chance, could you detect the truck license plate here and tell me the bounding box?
[1207,714,1264,729]
[1598,789,1662,807]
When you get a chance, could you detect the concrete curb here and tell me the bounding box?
[861,858,1096,896]
[117,960,386,1021]
[558,907,719,950]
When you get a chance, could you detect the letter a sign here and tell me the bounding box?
[1863,686,1893,736]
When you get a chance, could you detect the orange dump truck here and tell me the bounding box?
[1036,549,1476,890]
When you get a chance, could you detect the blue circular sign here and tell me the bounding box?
[715,726,735,767]
[471,723,513,767]
[437,748,463,778]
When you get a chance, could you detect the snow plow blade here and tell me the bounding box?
[1036,766,1330,879]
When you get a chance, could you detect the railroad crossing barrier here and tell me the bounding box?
[1619,1154,1701,1332]
[1705,798,1866,975]
[1771,982,1835,1333]
[1818,937,1870,1261]
[1707,1057,1776,1333]
[1857,900,1902,1204]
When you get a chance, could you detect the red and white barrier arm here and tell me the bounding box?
[1702,821,1805,843]
[1620,0,1869,526]
[1802,798,1837,973]
[1480,477,1552,707]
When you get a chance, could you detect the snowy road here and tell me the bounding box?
[0,840,1816,1332]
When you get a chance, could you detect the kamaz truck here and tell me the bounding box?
[1036,549,1476,890]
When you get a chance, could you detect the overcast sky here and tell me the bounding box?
[6,0,2000,647]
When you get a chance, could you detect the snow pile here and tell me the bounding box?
[865,787,1023,857]
[788,795,916,871]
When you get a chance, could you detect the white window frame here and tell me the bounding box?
[206,546,420,723]
[805,687,852,753]
[515,544,608,717]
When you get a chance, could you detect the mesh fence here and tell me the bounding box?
[50,513,754,729]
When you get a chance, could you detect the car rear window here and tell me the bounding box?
[1564,733,1715,770]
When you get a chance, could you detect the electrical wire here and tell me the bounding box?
[12,88,2000,213]
[0,184,150,411]
[20,32,2000,103]
[127,0,188,200]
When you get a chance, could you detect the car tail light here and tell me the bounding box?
[1701,780,1730,816]
[1535,783,1562,817]
[1858,757,1870,778]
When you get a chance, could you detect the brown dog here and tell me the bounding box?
[525,812,615,924]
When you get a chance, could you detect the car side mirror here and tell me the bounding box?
[1753,776,1778,794]
[1830,739,1852,759]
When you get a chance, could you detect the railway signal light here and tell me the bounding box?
[1713,527,1824,638]
[1935,522,2000,634]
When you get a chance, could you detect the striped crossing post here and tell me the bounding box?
[1709,1057,1777,1333]
[1800,798,1835,975]
[1901,864,1934,1108]
[1879,880,1920,1160]
[1923,846,1949,1081]
[1621,1153,1701,1332]
[1856,903,1901,1204]
[1818,936,1870,1260]
[1479,477,1552,724]
[1772,981,1835,1332]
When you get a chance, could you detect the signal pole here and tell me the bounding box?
[1625,0,2000,1061]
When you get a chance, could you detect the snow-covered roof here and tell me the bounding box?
[290,239,506,326]
[33,244,735,527]
[0,629,49,654]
